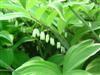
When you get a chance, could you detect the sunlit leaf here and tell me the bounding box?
[0,12,29,20]
[26,0,37,9]
[46,11,57,26]
[57,18,66,34]
[12,57,61,75]
[63,70,92,75]
[0,1,24,12]
[48,1,65,21]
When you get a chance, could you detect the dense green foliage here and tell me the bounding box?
[0,0,100,75]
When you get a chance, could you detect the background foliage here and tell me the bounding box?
[0,0,100,75]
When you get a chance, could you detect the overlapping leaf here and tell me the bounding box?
[86,57,100,75]
[0,48,14,69]
[48,54,64,66]
[0,12,29,20]
[12,57,61,75]
[12,50,30,68]
[48,1,65,21]
[0,31,14,45]
[71,21,100,45]
[63,70,92,75]
[63,40,100,72]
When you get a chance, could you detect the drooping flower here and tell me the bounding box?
[32,28,40,38]
[57,42,61,49]
[46,34,50,43]
[61,46,65,53]
[50,37,55,46]
[40,31,45,40]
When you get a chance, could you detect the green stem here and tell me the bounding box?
[68,6,100,42]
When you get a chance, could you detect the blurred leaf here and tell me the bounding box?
[26,0,37,9]
[0,71,11,75]
[47,54,64,66]
[86,57,100,75]
[64,70,92,75]
[0,48,14,68]
[71,21,100,45]
[12,50,30,68]
[34,7,47,20]
[0,1,24,12]
[0,1,31,19]
[18,0,27,8]
[48,1,65,21]
[12,36,34,50]
[0,12,29,20]
[0,31,14,45]
[46,11,57,26]
[63,40,100,72]
[57,18,66,34]
[0,60,13,71]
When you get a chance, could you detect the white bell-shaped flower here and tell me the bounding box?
[61,46,65,53]
[46,34,49,43]
[40,31,45,40]
[50,37,55,46]
[57,42,61,49]
[32,28,40,38]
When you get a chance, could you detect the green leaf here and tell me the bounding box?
[48,1,65,21]
[0,1,24,12]
[0,12,28,20]
[0,71,11,75]
[47,54,64,66]
[63,70,92,75]
[0,1,31,19]
[66,40,94,55]
[12,50,30,68]
[26,0,37,9]
[86,57,100,75]
[0,31,14,45]
[12,36,34,50]
[0,60,13,71]
[46,11,57,26]
[57,18,66,34]
[71,21,100,45]
[34,7,47,20]
[0,48,14,67]
[12,57,61,75]
[63,40,100,72]
[64,1,93,9]
[18,0,27,8]
[80,3,95,11]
